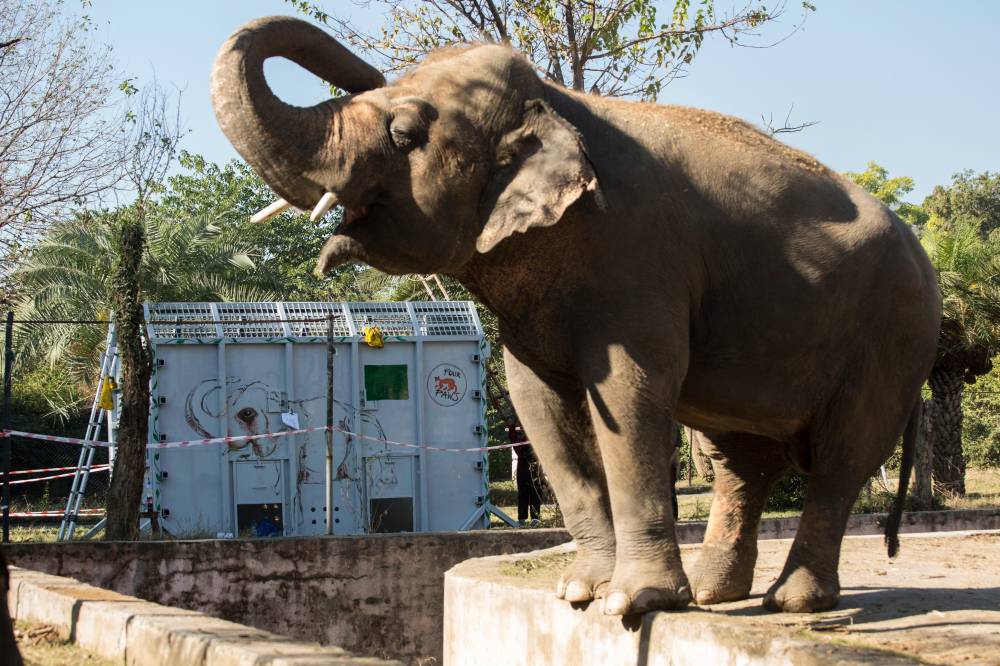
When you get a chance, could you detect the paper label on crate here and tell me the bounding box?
[281,411,300,429]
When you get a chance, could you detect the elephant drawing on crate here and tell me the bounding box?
[211,17,941,615]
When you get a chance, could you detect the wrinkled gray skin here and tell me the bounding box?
[212,16,941,615]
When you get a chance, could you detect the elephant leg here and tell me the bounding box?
[584,354,691,615]
[690,432,790,604]
[762,471,857,612]
[764,388,910,613]
[504,350,616,603]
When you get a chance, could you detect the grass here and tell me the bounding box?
[488,467,1000,529]
[943,467,1000,508]
[500,552,575,579]
[9,526,62,544]
[7,470,998,542]
[14,620,116,666]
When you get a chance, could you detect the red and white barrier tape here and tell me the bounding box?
[8,509,104,518]
[331,426,527,453]
[1,426,326,449]
[9,464,95,476]
[0,427,530,453]
[8,466,109,486]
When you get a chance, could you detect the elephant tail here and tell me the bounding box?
[885,398,920,558]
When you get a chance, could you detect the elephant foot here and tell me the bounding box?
[763,564,840,613]
[602,561,691,616]
[556,550,614,603]
[690,543,756,605]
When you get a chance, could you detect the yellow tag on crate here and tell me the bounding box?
[362,325,384,349]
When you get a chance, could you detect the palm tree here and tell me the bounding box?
[13,209,282,412]
[921,220,1000,495]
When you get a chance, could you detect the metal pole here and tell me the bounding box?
[326,314,335,536]
[2,311,14,543]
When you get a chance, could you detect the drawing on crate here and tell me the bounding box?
[427,363,467,407]
[181,376,394,529]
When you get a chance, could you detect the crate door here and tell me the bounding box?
[233,460,286,537]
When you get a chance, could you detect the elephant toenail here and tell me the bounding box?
[604,591,630,615]
[695,590,714,605]
[564,580,592,602]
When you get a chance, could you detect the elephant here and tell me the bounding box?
[0,550,23,666]
[211,16,941,615]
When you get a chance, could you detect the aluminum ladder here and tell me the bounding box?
[57,324,118,540]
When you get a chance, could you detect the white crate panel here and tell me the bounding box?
[144,301,487,537]
[146,301,481,341]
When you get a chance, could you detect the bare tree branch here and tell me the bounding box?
[285,0,815,100]
[761,104,819,136]
[0,0,130,258]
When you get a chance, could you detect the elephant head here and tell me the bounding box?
[211,16,600,276]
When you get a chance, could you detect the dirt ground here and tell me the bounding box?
[13,620,115,666]
[504,530,1000,665]
[711,531,1000,665]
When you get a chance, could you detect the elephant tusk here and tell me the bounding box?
[250,198,291,224]
[310,192,339,222]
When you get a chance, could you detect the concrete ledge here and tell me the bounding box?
[675,507,1000,545]
[8,566,400,665]
[444,531,1000,665]
[5,511,998,663]
[5,528,571,663]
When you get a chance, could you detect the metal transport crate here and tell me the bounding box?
[137,301,491,538]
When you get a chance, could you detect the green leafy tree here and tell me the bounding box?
[845,161,928,227]
[287,0,816,99]
[158,152,366,300]
[924,170,1000,236]
[13,209,283,399]
[921,220,1000,494]
[961,366,1000,469]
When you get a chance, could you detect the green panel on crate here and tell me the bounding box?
[364,364,409,401]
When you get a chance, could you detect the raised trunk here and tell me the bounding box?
[929,362,966,496]
[211,16,384,209]
[105,217,151,541]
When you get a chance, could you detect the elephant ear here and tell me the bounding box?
[477,99,601,253]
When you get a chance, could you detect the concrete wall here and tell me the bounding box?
[5,529,571,664]
[9,567,400,665]
[6,509,997,663]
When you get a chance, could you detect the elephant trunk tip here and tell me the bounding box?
[315,233,363,275]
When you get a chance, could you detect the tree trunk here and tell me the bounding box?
[913,398,934,508]
[929,363,966,496]
[105,216,151,540]
[686,427,714,482]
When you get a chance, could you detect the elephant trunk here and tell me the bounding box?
[210,16,385,210]
[316,233,367,275]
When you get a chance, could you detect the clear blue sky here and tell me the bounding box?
[88,0,999,203]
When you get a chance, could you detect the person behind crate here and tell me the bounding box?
[511,425,543,526]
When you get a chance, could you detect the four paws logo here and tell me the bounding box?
[427,364,467,406]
